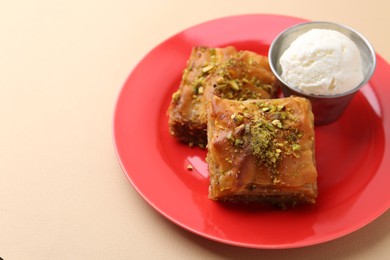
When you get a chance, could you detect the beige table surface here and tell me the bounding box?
[1,0,390,259]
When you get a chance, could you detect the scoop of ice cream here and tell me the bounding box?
[279,29,364,95]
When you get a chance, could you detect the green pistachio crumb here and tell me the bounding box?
[231,113,244,124]
[266,123,275,131]
[292,143,301,151]
[234,138,243,146]
[273,178,281,184]
[271,119,282,128]
[228,80,240,91]
[172,91,181,102]
[202,64,214,73]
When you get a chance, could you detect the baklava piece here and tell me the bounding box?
[167,46,277,148]
[207,96,317,207]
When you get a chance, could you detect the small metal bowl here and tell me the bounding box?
[268,21,376,125]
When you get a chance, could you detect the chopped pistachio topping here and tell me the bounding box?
[248,119,280,171]
[172,90,181,102]
[271,119,283,129]
[231,113,244,124]
[202,64,214,73]
[216,76,224,84]
[185,49,275,102]
[273,177,281,184]
[209,52,274,101]
[225,101,305,177]
[266,123,275,131]
[292,143,301,151]
[225,157,233,164]
[234,138,244,146]
[228,80,240,91]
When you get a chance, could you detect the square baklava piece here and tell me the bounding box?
[167,46,277,148]
[207,96,318,207]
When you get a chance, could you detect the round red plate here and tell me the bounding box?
[113,14,390,248]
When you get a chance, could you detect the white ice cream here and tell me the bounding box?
[279,29,364,95]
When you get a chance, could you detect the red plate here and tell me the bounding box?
[113,14,390,248]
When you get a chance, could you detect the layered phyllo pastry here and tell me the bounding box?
[207,96,318,207]
[168,46,277,148]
